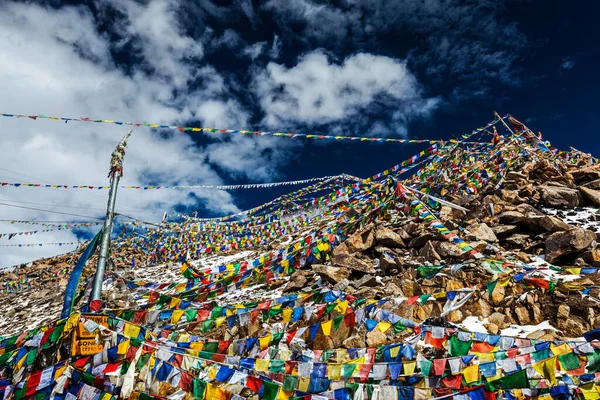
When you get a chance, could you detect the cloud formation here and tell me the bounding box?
[254,52,439,133]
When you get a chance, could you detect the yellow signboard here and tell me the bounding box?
[72,315,109,356]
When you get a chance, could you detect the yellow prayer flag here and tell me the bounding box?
[255,359,269,372]
[334,300,348,315]
[533,357,557,386]
[64,312,81,336]
[345,356,366,365]
[171,310,184,324]
[321,320,333,336]
[550,343,571,356]
[118,339,130,355]
[462,364,480,384]
[404,361,416,375]
[328,364,342,380]
[169,297,181,309]
[298,376,310,392]
[476,352,495,363]
[123,323,141,339]
[260,334,272,350]
[377,321,392,333]
[215,316,226,329]
[282,308,293,323]
[389,346,400,358]
[190,342,204,351]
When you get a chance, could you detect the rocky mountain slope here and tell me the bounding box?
[1,119,600,400]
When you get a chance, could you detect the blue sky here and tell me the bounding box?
[0,0,598,267]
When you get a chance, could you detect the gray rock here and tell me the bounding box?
[545,228,596,264]
[539,216,571,233]
[374,227,405,248]
[332,254,376,274]
[579,186,600,207]
[537,185,583,208]
[312,265,351,284]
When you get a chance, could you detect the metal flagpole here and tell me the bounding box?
[90,129,133,305]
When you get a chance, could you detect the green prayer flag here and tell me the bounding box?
[342,364,356,380]
[419,360,432,376]
[203,342,218,353]
[485,369,529,391]
[210,306,224,319]
[25,349,37,366]
[272,331,284,346]
[333,315,344,331]
[49,325,65,344]
[449,335,472,357]
[417,265,444,279]
[201,319,214,333]
[325,303,337,315]
[558,352,580,371]
[262,380,280,400]
[586,350,600,373]
[184,309,198,323]
[121,310,134,322]
[269,360,285,373]
[192,378,206,399]
[282,375,297,392]
[532,349,551,362]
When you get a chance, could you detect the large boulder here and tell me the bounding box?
[332,254,376,274]
[538,216,571,233]
[419,241,441,263]
[571,166,600,183]
[342,225,375,253]
[491,224,518,237]
[374,227,405,248]
[379,252,398,275]
[498,211,526,224]
[312,265,351,284]
[466,223,498,242]
[537,185,583,208]
[545,228,596,264]
[579,186,600,207]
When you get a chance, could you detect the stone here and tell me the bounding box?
[491,225,518,237]
[497,189,525,205]
[466,223,498,242]
[514,306,531,325]
[537,185,583,208]
[285,270,311,292]
[407,234,437,248]
[332,254,376,274]
[531,304,543,324]
[394,228,412,241]
[488,312,510,329]
[539,216,571,233]
[343,335,365,349]
[485,322,499,335]
[351,274,379,288]
[473,298,492,318]
[557,304,570,320]
[498,211,526,224]
[383,281,404,297]
[571,166,600,183]
[5,273,19,281]
[401,280,415,297]
[504,234,531,248]
[379,252,397,275]
[583,179,600,191]
[580,186,600,207]
[312,265,351,284]
[354,287,379,299]
[419,241,441,262]
[582,249,600,267]
[545,228,596,264]
[490,284,505,303]
[366,328,387,347]
[343,226,375,253]
[434,242,466,259]
[374,227,406,248]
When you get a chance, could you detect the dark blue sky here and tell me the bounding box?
[10,0,600,217]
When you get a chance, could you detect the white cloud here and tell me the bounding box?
[253,51,439,130]
[243,42,267,60]
[270,35,282,59]
[0,1,284,268]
